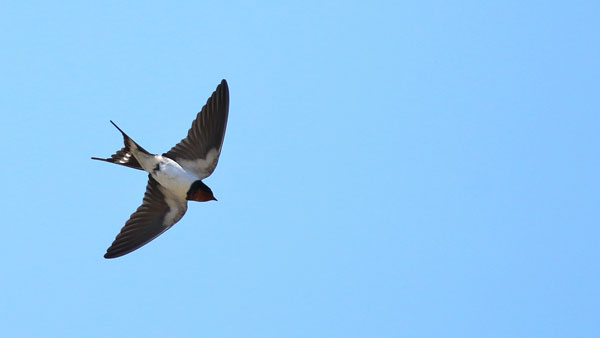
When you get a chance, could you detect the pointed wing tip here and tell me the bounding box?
[218,79,230,110]
[104,250,121,259]
[219,79,229,92]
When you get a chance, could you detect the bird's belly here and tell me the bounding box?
[152,162,197,198]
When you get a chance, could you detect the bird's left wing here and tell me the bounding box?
[104,175,188,259]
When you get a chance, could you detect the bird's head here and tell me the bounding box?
[186,180,217,202]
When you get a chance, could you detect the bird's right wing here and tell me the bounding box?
[104,175,188,259]
[163,79,229,180]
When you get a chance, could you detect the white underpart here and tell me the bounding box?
[131,146,199,201]
[160,186,188,225]
[178,147,220,180]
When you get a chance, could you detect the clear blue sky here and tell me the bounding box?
[1,1,598,337]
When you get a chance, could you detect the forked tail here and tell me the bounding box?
[91,121,151,171]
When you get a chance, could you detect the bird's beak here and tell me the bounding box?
[212,196,218,201]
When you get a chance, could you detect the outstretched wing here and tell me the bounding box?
[104,176,188,259]
[163,79,229,179]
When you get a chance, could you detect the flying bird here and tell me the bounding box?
[92,79,229,259]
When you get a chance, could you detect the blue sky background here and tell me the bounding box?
[1,1,599,337]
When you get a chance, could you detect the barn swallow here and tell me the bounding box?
[92,79,229,259]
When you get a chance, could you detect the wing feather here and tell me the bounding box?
[163,79,229,179]
[104,176,188,259]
